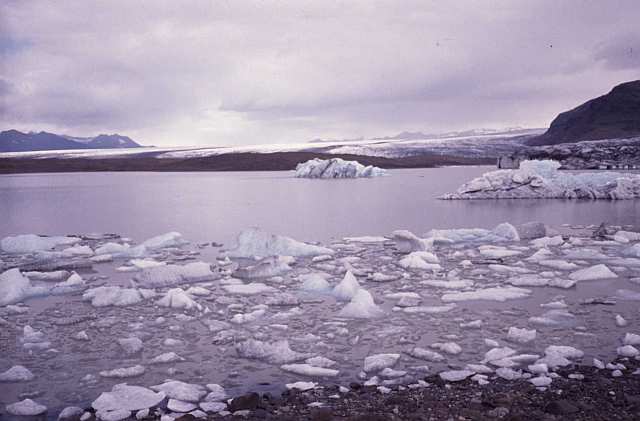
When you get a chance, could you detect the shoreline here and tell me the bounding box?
[0,152,495,174]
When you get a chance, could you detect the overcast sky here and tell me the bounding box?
[1,1,639,147]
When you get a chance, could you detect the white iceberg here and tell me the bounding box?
[425,223,519,244]
[280,363,339,377]
[442,160,640,200]
[6,399,48,416]
[294,158,386,179]
[441,286,531,302]
[1,234,80,254]
[337,288,384,318]
[0,268,48,306]
[157,288,202,311]
[235,339,310,364]
[92,384,166,412]
[332,271,360,301]
[225,228,333,258]
[134,262,214,287]
[568,264,617,281]
[0,365,35,382]
[82,286,155,307]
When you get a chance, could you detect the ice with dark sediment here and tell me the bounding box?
[442,160,640,200]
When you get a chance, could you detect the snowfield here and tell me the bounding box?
[442,160,640,200]
[294,158,386,179]
[1,221,640,418]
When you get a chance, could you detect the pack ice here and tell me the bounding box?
[442,160,640,199]
[294,158,386,179]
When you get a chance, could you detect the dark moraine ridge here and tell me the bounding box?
[0,152,493,174]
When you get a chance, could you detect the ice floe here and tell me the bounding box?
[83,286,156,307]
[225,228,333,258]
[337,288,384,318]
[443,160,640,200]
[294,158,386,179]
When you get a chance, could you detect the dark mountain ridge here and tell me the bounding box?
[528,80,640,146]
[0,130,141,152]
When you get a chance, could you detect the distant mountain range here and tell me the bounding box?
[0,130,141,152]
[528,80,640,146]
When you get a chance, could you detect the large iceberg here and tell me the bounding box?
[442,160,640,200]
[294,158,386,179]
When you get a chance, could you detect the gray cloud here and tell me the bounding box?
[1,0,639,146]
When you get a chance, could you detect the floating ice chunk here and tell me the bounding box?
[478,245,522,259]
[332,271,360,301]
[616,314,628,327]
[157,288,202,311]
[617,345,640,358]
[407,347,445,362]
[538,260,578,270]
[230,309,265,324]
[223,282,275,295]
[58,406,84,420]
[286,381,317,391]
[83,286,155,307]
[167,399,196,412]
[117,337,143,354]
[99,365,146,378]
[442,286,530,302]
[305,356,337,368]
[526,248,555,262]
[0,268,49,306]
[150,352,185,364]
[344,236,388,243]
[186,286,211,296]
[130,259,166,270]
[150,380,206,402]
[483,347,517,363]
[225,228,333,258]
[92,384,166,412]
[563,249,608,260]
[295,158,386,179]
[141,232,186,250]
[506,327,537,344]
[204,384,228,402]
[403,304,457,314]
[496,367,522,380]
[24,270,70,282]
[439,370,474,382]
[234,255,293,278]
[531,236,564,248]
[337,288,384,319]
[460,319,483,329]
[0,365,34,382]
[62,245,94,257]
[6,399,48,416]
[73,330,89,341]
[625,243,640,258]
[392,230,432,253]
[398,251,441,271]
[529,309,575,327]
[135,262,214,287]
[488,264,531,274]
[517,222,547,240]
[96,409,130,421]
[545,345,584,360]
[426,223,519,244]
[569,264,617,281]
[431,342,462,355]
[280,363,339,377]
[442,160,640,200]
[235,339,310,364]
[616,230,640,242]
[624,333,640,346]
[421,279,473,289]
[364,353,400,372]
[50,272,86,295]
[1,234,80,254]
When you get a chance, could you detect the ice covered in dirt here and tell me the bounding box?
[442,160,640,200]
[294,158,386,179]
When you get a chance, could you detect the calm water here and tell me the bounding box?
[1,167,639,244]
